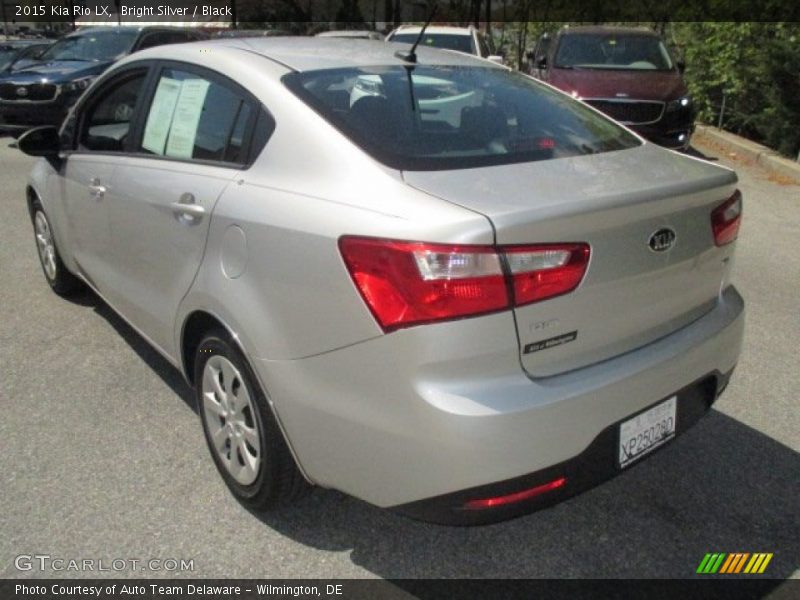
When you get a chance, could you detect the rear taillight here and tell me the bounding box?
[505,244,591,306]
[711,190,742,246]
[339,237,590,332]
[338,238,509,332]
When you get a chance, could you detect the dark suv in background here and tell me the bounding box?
[0,26,205,134]
[532,26,695,150]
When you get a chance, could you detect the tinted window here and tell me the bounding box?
[18,44,49,61]
[40,31,137,62]
[138,31,194,50]
[390,33,474,55]
[555,34,674,71]
[139,68,252,163]
[284,66,640,171]
[79,71,147,152]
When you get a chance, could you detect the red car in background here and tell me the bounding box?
[532,26,695,150]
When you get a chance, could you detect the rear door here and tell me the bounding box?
[100,62,263,356]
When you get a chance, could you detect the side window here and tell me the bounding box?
[79,70,148,153]
[139,68,254,164]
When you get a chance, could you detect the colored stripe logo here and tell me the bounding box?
[697,553,773,574]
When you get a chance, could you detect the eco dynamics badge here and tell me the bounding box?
[696,552,773,574]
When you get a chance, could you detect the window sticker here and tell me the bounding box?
[165,78,210,159]
[141,77,181,155]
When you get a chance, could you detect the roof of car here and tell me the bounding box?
[217,37,496,71]
[315,30,383,39]
[558,25,661,37]
[390,25,476,36]
[69,26,196,37]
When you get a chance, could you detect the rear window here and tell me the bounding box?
[283,66,640,171]
[390,33,474,55]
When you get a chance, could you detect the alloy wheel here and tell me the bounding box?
[201,355,262,485]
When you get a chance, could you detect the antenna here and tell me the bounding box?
[394,2,438,64]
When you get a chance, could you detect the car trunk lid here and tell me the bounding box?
[403,144,738,377]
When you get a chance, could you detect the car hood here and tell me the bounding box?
[548,67,687,102]
[0,60,110,83]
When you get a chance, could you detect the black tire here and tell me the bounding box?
[194,329,310,510]
[30,198,83,296]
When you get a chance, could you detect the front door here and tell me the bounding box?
[62,66,150,296]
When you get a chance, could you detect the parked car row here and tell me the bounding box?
[0,27,206,133]
[2,24,695,150]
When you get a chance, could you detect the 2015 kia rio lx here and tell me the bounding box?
[19,38,744,524]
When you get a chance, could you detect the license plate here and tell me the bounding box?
[618,396,677,468]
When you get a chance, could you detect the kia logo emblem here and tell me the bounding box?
[649,228,676,252]
[16,87,28,97]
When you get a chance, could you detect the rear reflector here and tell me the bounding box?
[711,190,742,246]
[340,237,591,332]
[463,477,567,510]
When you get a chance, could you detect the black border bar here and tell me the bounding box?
[2,0,800,25]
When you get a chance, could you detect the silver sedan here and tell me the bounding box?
[19,38,744,524]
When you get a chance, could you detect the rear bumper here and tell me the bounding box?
[255,285,744,518]
[396,369,731,524]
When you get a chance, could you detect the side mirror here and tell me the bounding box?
[536,56,548,69]
[17,126,61,157]
[487,55,505,66]
[676,60,686,73]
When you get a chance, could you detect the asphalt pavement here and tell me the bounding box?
[0,137,798,582]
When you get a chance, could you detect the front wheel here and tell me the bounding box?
[31,199,83,296]
[195,330,309,510]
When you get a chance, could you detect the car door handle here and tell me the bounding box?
[170,202,206,218]
[88,178,106,198]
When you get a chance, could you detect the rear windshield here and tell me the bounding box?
[555,33,674,71]
[390,33,474,55]
[39,31,137,62]
[283,66,640,171]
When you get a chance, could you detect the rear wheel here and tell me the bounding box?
[31,199,83,296]
[194,330,309,510]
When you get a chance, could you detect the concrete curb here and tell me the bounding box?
[694,124,800,183]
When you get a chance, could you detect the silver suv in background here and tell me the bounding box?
[386,25,504,64]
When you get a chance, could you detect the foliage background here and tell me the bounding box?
[494,21,800,158]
